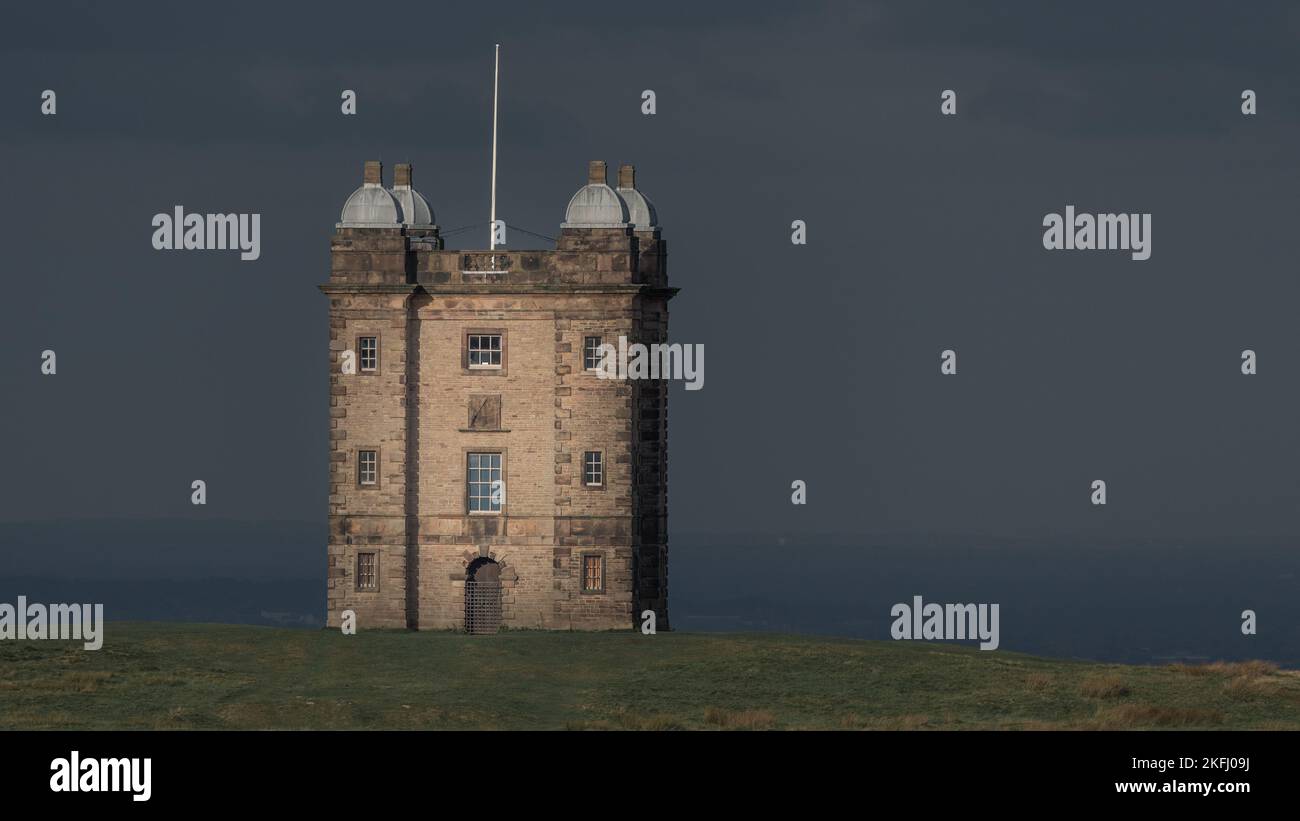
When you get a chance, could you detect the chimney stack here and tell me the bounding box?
[618,163,635,189]
[394,163,412,188]
[588,160,607,185]
[363,160,383,186]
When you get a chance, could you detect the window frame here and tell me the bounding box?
[463,329,507,375]
[580,552,605,594]
[582,450,605,489]
[583,335,604,372]
[357,448,379,488]
[356,334,379,373]
[356,551,379,592]
[465,450,506,515]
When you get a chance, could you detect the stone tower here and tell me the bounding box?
[322,160,674,632]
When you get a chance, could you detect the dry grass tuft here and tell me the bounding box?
[704,707,776,730]
[882,714,932,730]
[1090,704,1224,728]
[1079,674,1129,699]
[610,709,685,731]
[151,706,195,729]
[567,710,686,731]
[1223,674,1281,701]
[1168,660,1278,678]
[1025,672,1054,692]
[1210,660,1278,678]
[839,712,932,730]
[1016,720,1063,731]
[840,712,866,729]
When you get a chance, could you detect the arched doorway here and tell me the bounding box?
[465,558,502,635]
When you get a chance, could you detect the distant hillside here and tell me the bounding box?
[2,624,1297,730]
[0,519,323,580]
[3,520,1298,664]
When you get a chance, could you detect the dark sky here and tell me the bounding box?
[3,0,1300,548]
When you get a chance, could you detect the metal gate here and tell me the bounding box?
[465,560,502,635]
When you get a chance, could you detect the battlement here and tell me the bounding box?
[329,231,668,289]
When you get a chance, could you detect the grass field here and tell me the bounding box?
[1,623,1297,730]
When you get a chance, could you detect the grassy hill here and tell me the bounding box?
[1,623,1297,730]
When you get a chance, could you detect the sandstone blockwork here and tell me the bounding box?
[322,161,675,632]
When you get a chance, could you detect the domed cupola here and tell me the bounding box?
[562,161,629,228]
[338,160,402,227]
[389,162,436,228]
[614,163,658,233]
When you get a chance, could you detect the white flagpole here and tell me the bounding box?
[489,44,500,251]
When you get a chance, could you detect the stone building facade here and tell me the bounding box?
[322,159,674,632]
